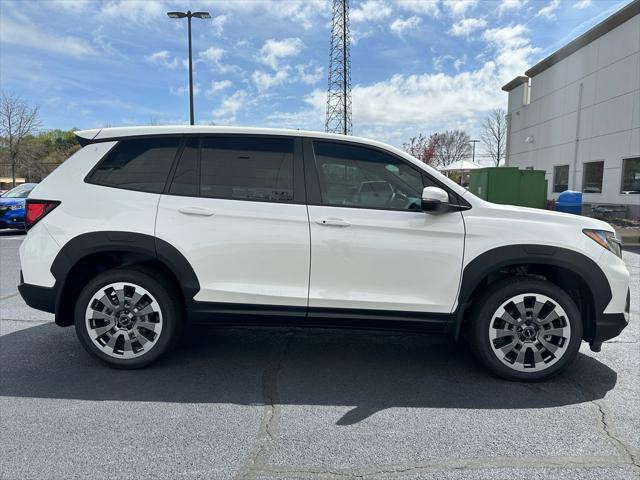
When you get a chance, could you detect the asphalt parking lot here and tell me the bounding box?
[1,229,638,480]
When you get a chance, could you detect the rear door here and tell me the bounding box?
[304,139,465,316]
[155,135,310,309]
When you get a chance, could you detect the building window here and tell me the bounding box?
[621,157,640,194]
[582,161,604,194]
[553,165,569,193]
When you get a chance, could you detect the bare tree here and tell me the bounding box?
[403,133,439,166]
[481,108,507,166]
[432,129,471,167]
[0,92,41,186]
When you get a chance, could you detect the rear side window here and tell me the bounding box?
[199,136,294,203]
[88,137,180,193]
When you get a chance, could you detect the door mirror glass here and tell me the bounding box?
[421,186,449,212]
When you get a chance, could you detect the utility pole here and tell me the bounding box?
[470,139,480,164]
[325,0,352,135]
[167,10,211,125]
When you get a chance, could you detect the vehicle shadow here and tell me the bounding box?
[0,323,616,424]
[0,229,25,236]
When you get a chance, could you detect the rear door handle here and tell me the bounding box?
[316,217,351,227]
[178,206,215,217]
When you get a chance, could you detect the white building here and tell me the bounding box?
[503,0,640,218]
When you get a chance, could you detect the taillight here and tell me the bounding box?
[25,200,60,230]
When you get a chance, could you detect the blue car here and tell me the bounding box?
[0,183,37,231]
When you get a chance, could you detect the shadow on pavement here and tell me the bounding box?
[0,323,616,424]
[0,229,26,236]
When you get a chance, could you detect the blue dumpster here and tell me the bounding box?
[556,190,582,215]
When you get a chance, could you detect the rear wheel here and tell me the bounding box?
[74,266,182,368]
[468,277,582,381]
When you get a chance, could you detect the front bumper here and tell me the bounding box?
[590,288,630,350]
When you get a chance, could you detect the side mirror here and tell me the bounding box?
[421,186,450,212]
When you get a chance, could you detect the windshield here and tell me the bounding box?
[1,183,35,198]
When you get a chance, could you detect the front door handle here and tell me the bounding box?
[316,217,351,227]
[178,206,215,217]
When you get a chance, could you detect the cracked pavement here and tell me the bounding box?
[1,231,638,479]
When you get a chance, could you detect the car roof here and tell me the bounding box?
[76,125,385,147]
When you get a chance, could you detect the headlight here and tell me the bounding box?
[9,204,22,210]
[583,229,622,258]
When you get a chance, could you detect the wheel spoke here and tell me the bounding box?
[539,337,560,354]
[498,338,518,356]
[90,320,116,338]
[500,311,520,326]
[493,328,515,339]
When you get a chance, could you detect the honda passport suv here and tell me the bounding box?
[18,127,630,380]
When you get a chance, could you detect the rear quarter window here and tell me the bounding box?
[87,137,180,193]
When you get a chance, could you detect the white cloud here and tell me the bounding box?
[213,90,248,123]
[211,15,227,37]
[295,64,324,85]
[396,0,440,17]
[498,0,527,15]
[99,0,167,23]
[432,55,454,72]
[251,70,289,92]
[218,0,330,30]
[258,38,304,69]
[199,47,224,63]
[146,50,179,69]
[390,16,422,36]
[449,17,487,37]
[573,0,591,8]
[537,0,560,19]
[454,54,467,71]
[0,16,96,57]
[288,22,538,145]
[351,0,393,23]
[206,80,233,98]
[197,47,238,74]
[443,0,478,17]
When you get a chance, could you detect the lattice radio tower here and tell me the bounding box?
[325,0,352,135]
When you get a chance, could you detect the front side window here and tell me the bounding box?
[621,157,640,194]
[199,136,294,203]
[88,137,180,193]
[553,165,569,193]
[313,141,427,210]
[582,161,604,194]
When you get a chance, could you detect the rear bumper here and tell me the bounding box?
[17,274,57,314]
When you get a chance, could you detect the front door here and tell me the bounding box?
[305,139,465,314]
[156,135,310,308]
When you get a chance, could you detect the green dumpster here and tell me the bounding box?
[469,167,548,209]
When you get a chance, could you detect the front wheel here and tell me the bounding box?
[468,278,583,381]
[74,266,182,369]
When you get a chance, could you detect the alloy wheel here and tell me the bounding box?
[488,293,571,372]
[85,282,163,359]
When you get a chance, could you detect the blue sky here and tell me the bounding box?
[0,0,631,149]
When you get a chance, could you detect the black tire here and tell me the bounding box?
[74,266,183,369]
[467,277,583,381]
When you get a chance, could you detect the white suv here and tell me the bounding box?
[18,126,630,380]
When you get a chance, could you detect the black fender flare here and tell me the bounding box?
[449,244,611,339]
[50,231,199,325]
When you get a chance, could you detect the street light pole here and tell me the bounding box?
[187,13,194,126]
[167,10,211,125]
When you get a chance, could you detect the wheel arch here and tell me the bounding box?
[51,231,199,326]
[450,244,611,343]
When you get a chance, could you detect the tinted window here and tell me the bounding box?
[582,161,604,194]
[621,157,640,194]
[88,137,180,193]
[553,165,569,193]
[169,137,199,196]
[313,141,426,210]
[199,136,294,203]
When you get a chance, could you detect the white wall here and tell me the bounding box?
[506,14,640,209]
